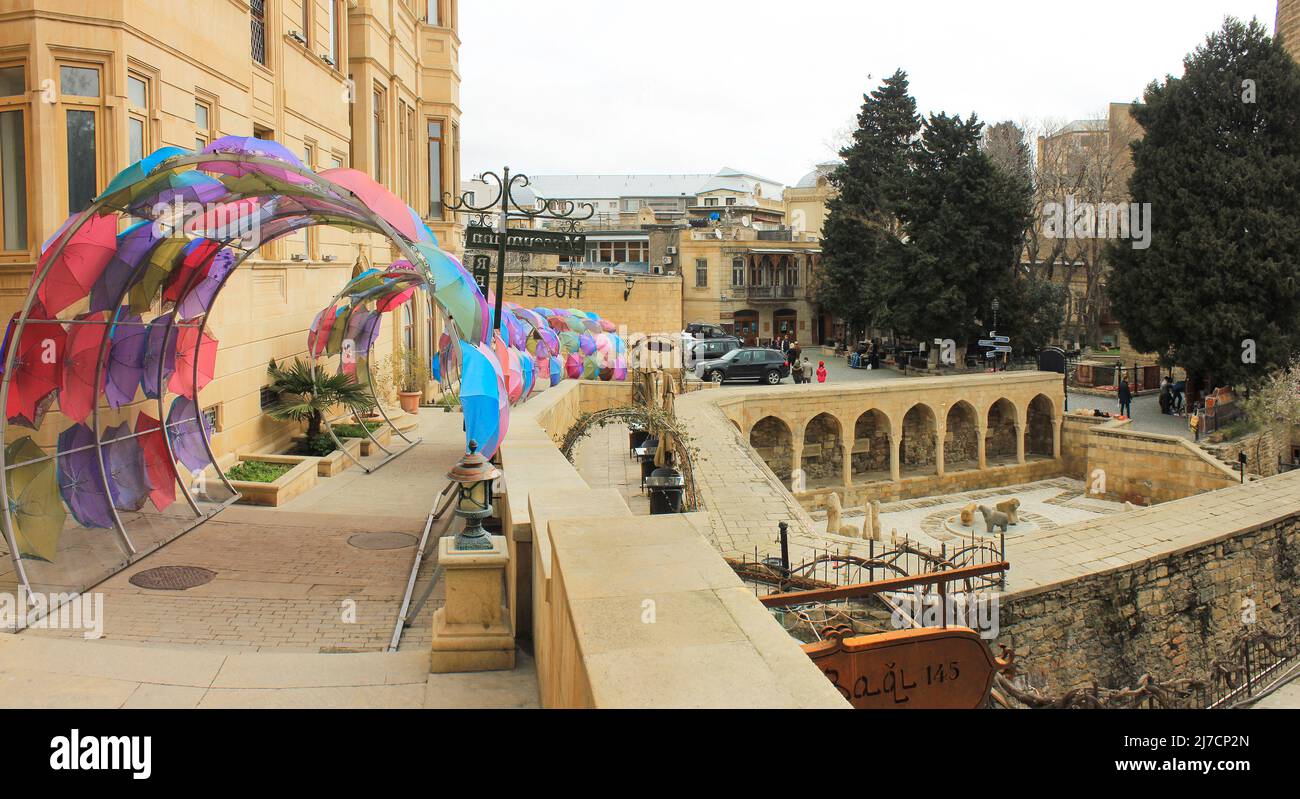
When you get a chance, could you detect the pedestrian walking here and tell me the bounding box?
[801,357,812,384]
[816,360,828,384]
[1118,379,1132,418]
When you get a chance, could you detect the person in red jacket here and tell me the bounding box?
[816,361,827,383]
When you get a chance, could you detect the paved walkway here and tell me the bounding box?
[0,634,538,708]
[1,408,542,708]
[1066,390,1194,440]
[572,422,650,515]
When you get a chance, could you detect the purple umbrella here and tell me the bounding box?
[102,421,148,512]
[168,395,212,474]
[176,247,236,320]
[359,311,383,356]
[90,221,159,313]
[141,315,179,399]
[57,423,115,529]
[104,311,148,408]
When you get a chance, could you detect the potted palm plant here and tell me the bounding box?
[265,358,376,449]
[393,345,431,414]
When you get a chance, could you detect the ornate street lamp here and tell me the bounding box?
[446,440,502,550]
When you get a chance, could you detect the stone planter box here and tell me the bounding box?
[226,455,318,507]
[287,436,364,477]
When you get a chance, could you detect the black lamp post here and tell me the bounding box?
[446,440,502,550]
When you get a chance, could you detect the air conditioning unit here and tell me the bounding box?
[652,265,663,275]
[666,246,677,255]
[288,30,307,44]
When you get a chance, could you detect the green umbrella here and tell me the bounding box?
[5,437,66,563]
[129,236,188,313]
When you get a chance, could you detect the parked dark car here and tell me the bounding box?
[684,322,730,339]
[684,336,742,371]
[695,348,791,385]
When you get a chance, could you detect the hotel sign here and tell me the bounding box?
[465,224,586,257]
[803,626,1002,709]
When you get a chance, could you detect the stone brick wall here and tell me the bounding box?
[986,401,1018,459]
[851,411,891,474]
[802,414,843,481]
[900,406,936,468]
[1281,0,1300,57]
[1202,422,1287,479]
[944,407,979,466]
[751,417,793,481]
[500,271,683,339]
[1084,424,1240,505]
[1000,509,1300,695]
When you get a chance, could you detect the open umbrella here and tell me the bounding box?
[141,315,179,399]
[57,423,115,529]
[565,353,582,379]
[549,355,563,387]
[457,340,507,458]
[60,312,109,424]
[128,235,188,313]
[35,211,118,315]
[168,396,212,474]
[135,412,177,512]
[582,355,599,380]
[104,312,148,408]
[504,346,524,404]
[4,304,66,429]
[162,238,220,304]
[89,221,159,313]
[4,436,66,562]
[102,421,148,512]
[376,286,416,313]
[169,326,217,398]
[99,146,191,205]
[175,246,237,320]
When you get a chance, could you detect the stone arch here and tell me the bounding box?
[900,403,938,475]
[749,415,793,482]
[851,408,891,482]
[985,398,1018,464]
[801,412,843,488]
[1026,394,1055,458]
[944,401,979,471]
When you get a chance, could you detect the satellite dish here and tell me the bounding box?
[742,215,752,227]
[713,228,723,240]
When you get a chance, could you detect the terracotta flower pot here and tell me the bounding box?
[398,390,422,413]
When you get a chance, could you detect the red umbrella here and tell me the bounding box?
[169,325,217,398]
[60,311,109,424]
[134,412,176,512]
[4,303,67,428]
[36,211,118,315]
[162,239,219,304]
[376,286,416,313]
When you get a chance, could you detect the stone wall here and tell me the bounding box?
[900,406,936,469]
[502,379,848,708]
[999,472,1300,694]
[499,271,683,338]
[851,412,891,475]
[1083,424,1240,505]
[986,401,1018,460]
[802,458,1062,511]
[1203,421,1288,479]
[802,414,843,481]
[944,406,979,467]
[751,417,794,482]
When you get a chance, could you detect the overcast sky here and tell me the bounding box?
[459,0,1279,186]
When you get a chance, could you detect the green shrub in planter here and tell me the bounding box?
[227,461,293,483]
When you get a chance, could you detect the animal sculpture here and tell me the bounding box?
[959,502,978,526]
[994,498,1021,525]
[977,504,1009,535]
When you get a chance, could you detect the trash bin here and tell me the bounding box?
[646,467,685,514]
[628,425,649,458]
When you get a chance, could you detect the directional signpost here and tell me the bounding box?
[978,332,1011,370]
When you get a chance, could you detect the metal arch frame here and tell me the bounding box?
[1,151,470,623]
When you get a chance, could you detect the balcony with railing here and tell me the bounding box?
[725,284,802,302]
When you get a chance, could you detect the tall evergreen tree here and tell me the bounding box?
[1108,17,1300,393]
[892,112,1032,349]
[815,70,920,339]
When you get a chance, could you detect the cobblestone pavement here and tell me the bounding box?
[15,409,468,653]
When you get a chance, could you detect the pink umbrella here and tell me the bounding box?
[565,353,582,379]
[505,346,524,404]
[320,168,419,241]
[376,286,416,313]
[35,211,118,315]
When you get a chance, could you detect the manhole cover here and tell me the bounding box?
[348,532,418,550]
[128,565,217,591]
